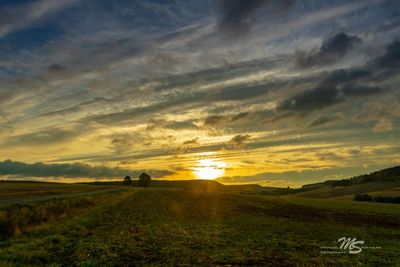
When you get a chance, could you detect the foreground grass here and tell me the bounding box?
[0,188,399,266]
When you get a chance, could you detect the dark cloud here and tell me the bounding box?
[278,84,383,113]
[373,41,400,69]
[341,84,383,96]
[308,113,344,128]
[321,69,370,85]
[3,127,81,147]
[208,82,274,101]
[294,32,361,67]
[229,134,251,147]
[182,137,200,146]
[110,137,133,153]
[277,69,383,113]
[0,8,12,26]
[217,0,295,36]
[47,64,67,73]
[0,159,173,179]
[47,64,70,78]
[146,118,199,131]
[278,86,339,112]
[204,112,258,127]
[204,115,225,126]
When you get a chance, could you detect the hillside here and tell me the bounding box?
[290,166,400,199]
[303,166,400,189]
[292,181,400,199]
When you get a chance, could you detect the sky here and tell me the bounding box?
[0,0,400,187]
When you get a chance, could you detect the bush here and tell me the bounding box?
[0,211,14,240]
[374,196,400,204]
[354,194,400,204]
[354,194,374,202]
[123,176,132,186]
[138,173,151,188]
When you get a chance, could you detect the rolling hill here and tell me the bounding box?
[291,166,400,199]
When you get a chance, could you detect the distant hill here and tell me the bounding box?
[302,166,400,189]
[83,179,264,192]
[289,166,400,199]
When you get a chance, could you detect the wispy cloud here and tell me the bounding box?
[0,0,82,38]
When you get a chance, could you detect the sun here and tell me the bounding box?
[193,159,227,180]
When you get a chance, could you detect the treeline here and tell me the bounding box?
[354,193,400,204]
[303,166,400,189]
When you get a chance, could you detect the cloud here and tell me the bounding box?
[0,159,173,179]
[277,69,383,113]
[204,112,258,127]
[217,0,294,36]
[308,113,345,128]
[294,32,361,67]
[228,134,251,147]
[0,0,82,38]
[372,119,394,133]
[341,84,383,96]
[208,83,272,101]
[278,86,340,112]
[182,137,200,146]
[4,128,79,147]
[373,41,400,69]
[176,137,201,153]
[109,137,134,153]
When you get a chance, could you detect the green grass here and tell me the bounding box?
[0,188,399,266]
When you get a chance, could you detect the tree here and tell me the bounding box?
[123,175,132,185]
[138,172,151,188]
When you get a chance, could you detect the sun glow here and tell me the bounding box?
[193,159,227,180]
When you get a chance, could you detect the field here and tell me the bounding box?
[0,181,123,205]
[0,182,399,266]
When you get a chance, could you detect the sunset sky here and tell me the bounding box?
[1,0,400,187]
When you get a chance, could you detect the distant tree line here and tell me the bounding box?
[354,194,400,204]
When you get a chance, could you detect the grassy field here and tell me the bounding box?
[0,186,399,266]
[0,181,122,203]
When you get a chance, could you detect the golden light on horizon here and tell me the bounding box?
[193,159,227,180]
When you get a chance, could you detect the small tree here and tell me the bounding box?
[138,172,151,188]
[123,175,132,185]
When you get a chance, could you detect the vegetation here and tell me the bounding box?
[0,190,128,241]
[123,175,132,185]
[0,187,399,266]
[354,193,400,204]
[138,172,151,188]
[354,193,374,202]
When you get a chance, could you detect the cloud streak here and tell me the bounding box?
[0,0,82,38]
